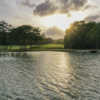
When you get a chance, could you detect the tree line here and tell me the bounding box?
[0,21,62,45]
[64,21,100,49]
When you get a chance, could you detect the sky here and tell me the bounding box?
[0,0,100,39]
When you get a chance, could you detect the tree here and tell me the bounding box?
[64,21,97,49]
[9,25,43,45]
[0,21,12,45]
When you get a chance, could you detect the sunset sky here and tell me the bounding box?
[0,0,99,39]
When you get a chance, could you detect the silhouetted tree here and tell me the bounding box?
[9,25,44,45]
[64,21,98,49]
[0,21,12,45]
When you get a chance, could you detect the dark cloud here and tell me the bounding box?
[34,0,57,16]
[45,26,65,39]
[85,15,100,22]
[57,0,88,14]
[21,0,36,8]
[33,0,88,16]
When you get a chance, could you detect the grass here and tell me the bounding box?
[39,44,64,49]
[0,44,64,52]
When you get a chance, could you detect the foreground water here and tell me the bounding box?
[0,51,100,100]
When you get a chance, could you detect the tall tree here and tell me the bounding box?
[64,21,97,49]
[10,25,43,45]
[0,21,12,45]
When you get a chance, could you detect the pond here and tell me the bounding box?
[0,51,100,100]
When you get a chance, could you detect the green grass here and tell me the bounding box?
[39,44,64,49]
[0,44,64,52]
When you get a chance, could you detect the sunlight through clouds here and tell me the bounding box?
[41,11,86,30]
[0,0,99,39]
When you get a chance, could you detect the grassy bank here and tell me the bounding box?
[0,44,64,52]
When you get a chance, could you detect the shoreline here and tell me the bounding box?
[0,49,99,53]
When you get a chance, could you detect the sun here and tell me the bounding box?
[41,11,86,30]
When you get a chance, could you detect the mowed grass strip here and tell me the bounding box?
[0,44,64,51]
[39,44,64,49]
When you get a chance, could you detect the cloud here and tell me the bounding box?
[0,0,19,20]
[34,0,57,16]
[82,4,98,11]
[33,0,88,16]
[21,0,36,8]
[0,0,41,26]
[45,26,65,39]
[85,15,100,22]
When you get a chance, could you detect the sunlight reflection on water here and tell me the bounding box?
[0,51,100,100]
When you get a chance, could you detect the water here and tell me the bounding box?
[0,51,100,100]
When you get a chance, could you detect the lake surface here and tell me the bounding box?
[0,51,100,100]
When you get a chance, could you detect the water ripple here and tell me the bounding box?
[0,52,100,100]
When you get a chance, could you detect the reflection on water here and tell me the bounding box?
[0,51,100,100]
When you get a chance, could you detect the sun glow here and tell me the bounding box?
[41,11,86,30]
